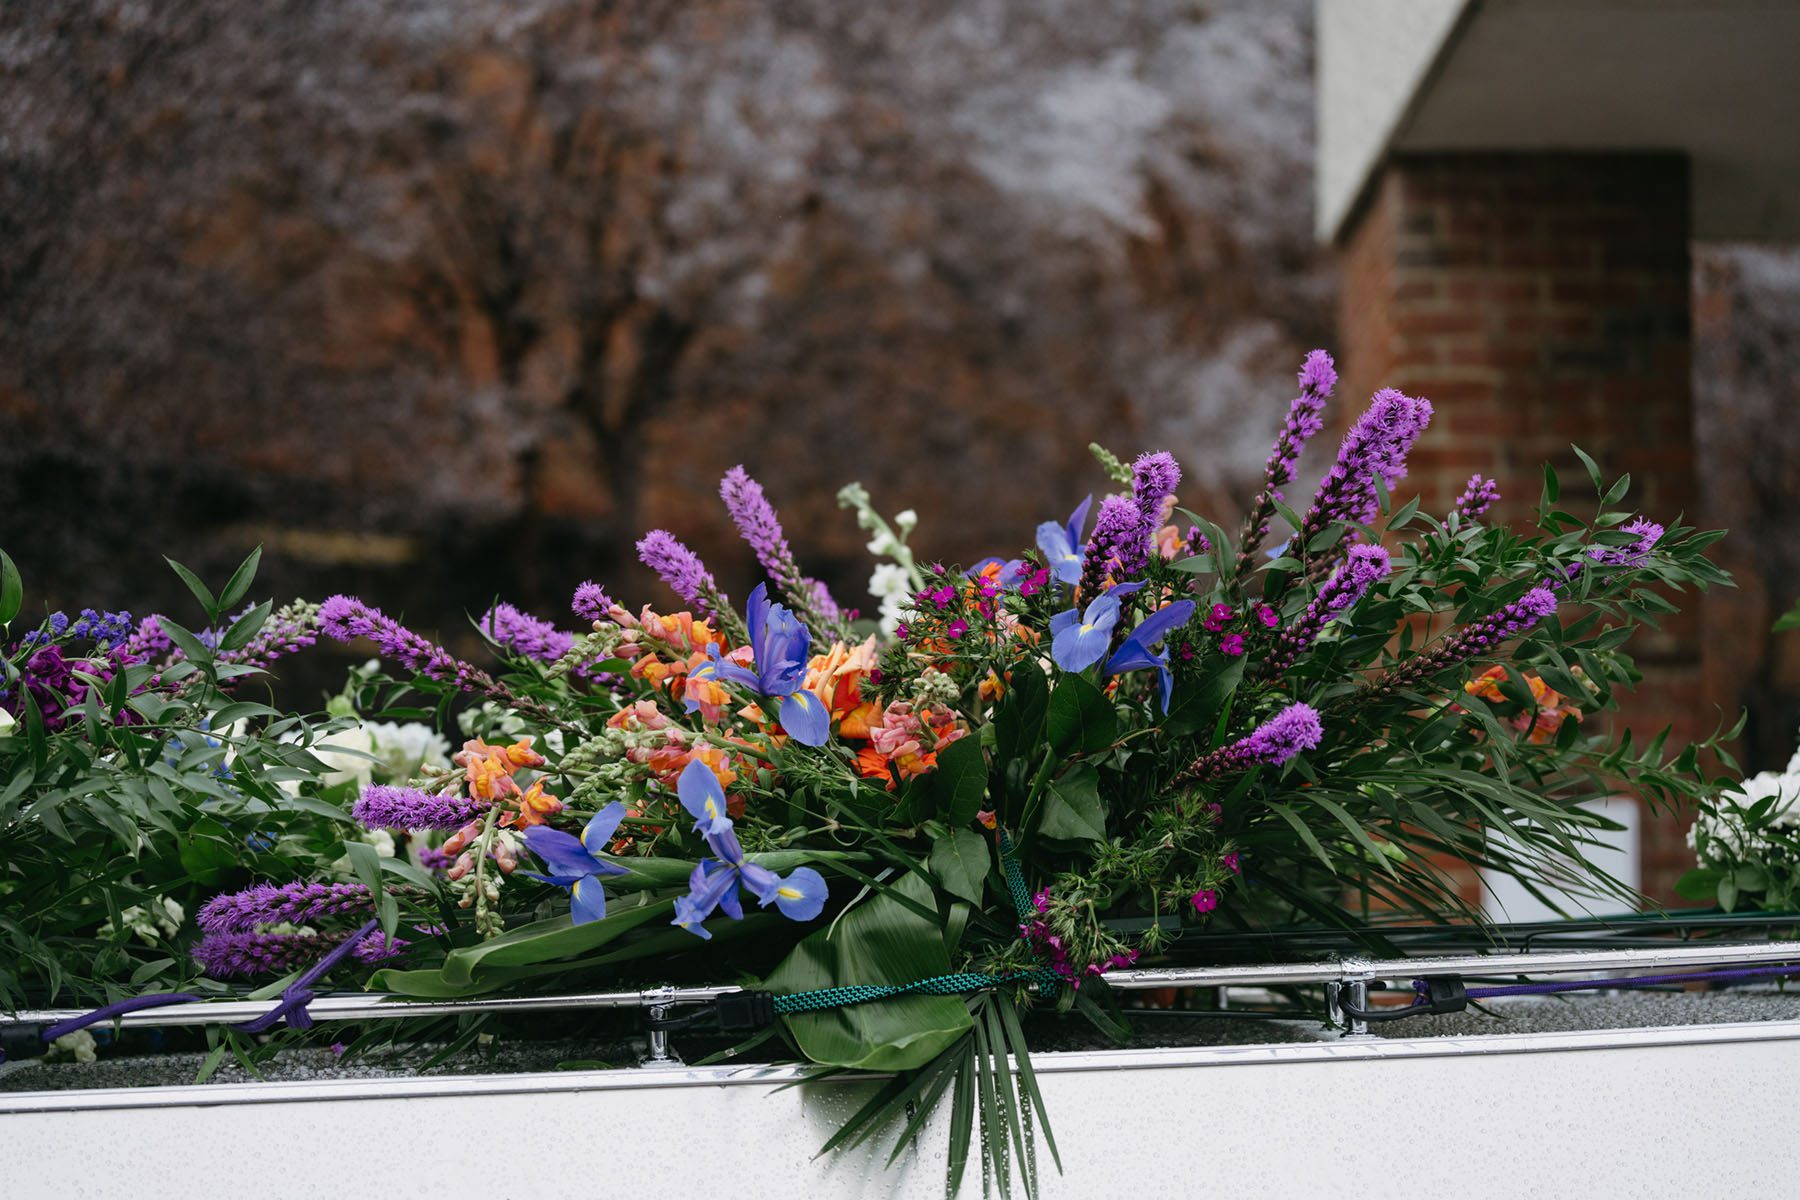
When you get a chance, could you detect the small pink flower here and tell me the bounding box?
[925,586,955,608]
[1190,888,1220,915]
[1219,633,1245,657]
[1256,605,1279,629]
[1223,852,1241,874]
[1203,602,1234,632]
[946,619,970,639]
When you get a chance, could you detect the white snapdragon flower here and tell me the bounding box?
[868,563,916,637]
[363,721,452,780]
[0,708,15,736]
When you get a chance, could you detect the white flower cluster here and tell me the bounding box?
[839,482,924,637]
[1688,732,1800,867]
[104,896,185,946]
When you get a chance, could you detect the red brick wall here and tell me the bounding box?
[1337,152,1702,904]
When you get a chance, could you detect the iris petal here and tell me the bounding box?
[569,875,609,925]
[581,802,628,854]
[767,867,828,921]
[523,826,603,879]
[677,758,732,834]
[779,689,831,747]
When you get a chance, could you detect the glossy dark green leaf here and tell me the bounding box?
[217,546,263,612]
[0,549,21,626]
[928,735,989,825]
[1045,675,1116,755]
[164,557,217,621]
[1037,763,1105,845]
[929,826,990,905]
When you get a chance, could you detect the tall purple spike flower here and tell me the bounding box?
[1366,586,1560,698]
[197,881,376,934]
[193,927,410,977]
[1238,350,1338,573]
[319,596,483,687]
[1294,388,1433,559]
[571,581,615,624]
[635,531,729,622]
[1186,703,1324,780]
[194,930,344,978]
[1263,544,1391,678]
[355,785,487,831]
[1079,494,1151,597]
[1131,451,1182,522]
[720,465,843,637]
[481,603,574,663]
[1453,474,1500,522]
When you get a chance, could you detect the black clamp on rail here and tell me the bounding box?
[644,990,777,1035]
[1336,977,1469,1024]
[0,1021,50,1063]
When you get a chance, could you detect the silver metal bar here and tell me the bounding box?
[8,985,744,1030]
[7,940,1798,1032]
[1104,940,1800,991]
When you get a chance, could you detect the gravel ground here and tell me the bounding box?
[6,990,1798,1094]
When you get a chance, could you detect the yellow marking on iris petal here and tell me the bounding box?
[777,886,803,900]
[572,879,583,898]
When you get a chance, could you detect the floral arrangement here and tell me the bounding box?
[1,350,1741,1191]
[1683,730,1800,912]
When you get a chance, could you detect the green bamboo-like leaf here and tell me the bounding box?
[947,1046,975,1199]
[765,871,971,1072]
[164,557,218,621]
[995,992,1060,1174]
[218,601,271,652]
[217,546,263,612]
[439,893,676,982]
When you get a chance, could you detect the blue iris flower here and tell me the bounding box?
[1101,600,1197,712]
[1050,594,1121,672]
[521,802,632,925]
[670,759,828,940]
[689,582,829,746]
[1036,495,1094,585]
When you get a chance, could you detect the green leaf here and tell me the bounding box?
[1037,763,1106,845]
[929,827,990,906]
[927,735,989,826]
[1164,655,1245,740]
[993,658,1048,772]
[1717,877,1740,912]
[1046,675,1116,755]
[1541,462,1561,506]
[765,871,971,1072]
[217,546,263,612]
[157,618,215,666]
[1571,444,1604,495]
[439,893,678,983]
[0,548,21,626]
[164,557,218,621]
[218,601,271,653]
[1773,597,1800,634]
[346,841,400,937]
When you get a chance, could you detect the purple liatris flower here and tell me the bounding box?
[1079,494,1151,596]
[636,530,728,621]
[1454,474,1500,521]
[1589,517,1665,569]
[217,600,320,670]
[197,881,376,934]
[194,930,344,978]
[571,581,615,624]
[1186,702,1324,780]
[1368,586,1560,697]
[319,595,481,686]
[355,785,487,831]
[1238,350,1337,572]
[720,465,794,578]
[481,603,574,663]
[1295,388,1433,555]
[1263,544,1392,678]
[1131,451,1181,523]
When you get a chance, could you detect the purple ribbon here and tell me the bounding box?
[1458,961,1800,1000]
[234,917,381,1034]
[40,992,203,1044]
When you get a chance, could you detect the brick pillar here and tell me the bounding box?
[1336,152,1701,903]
